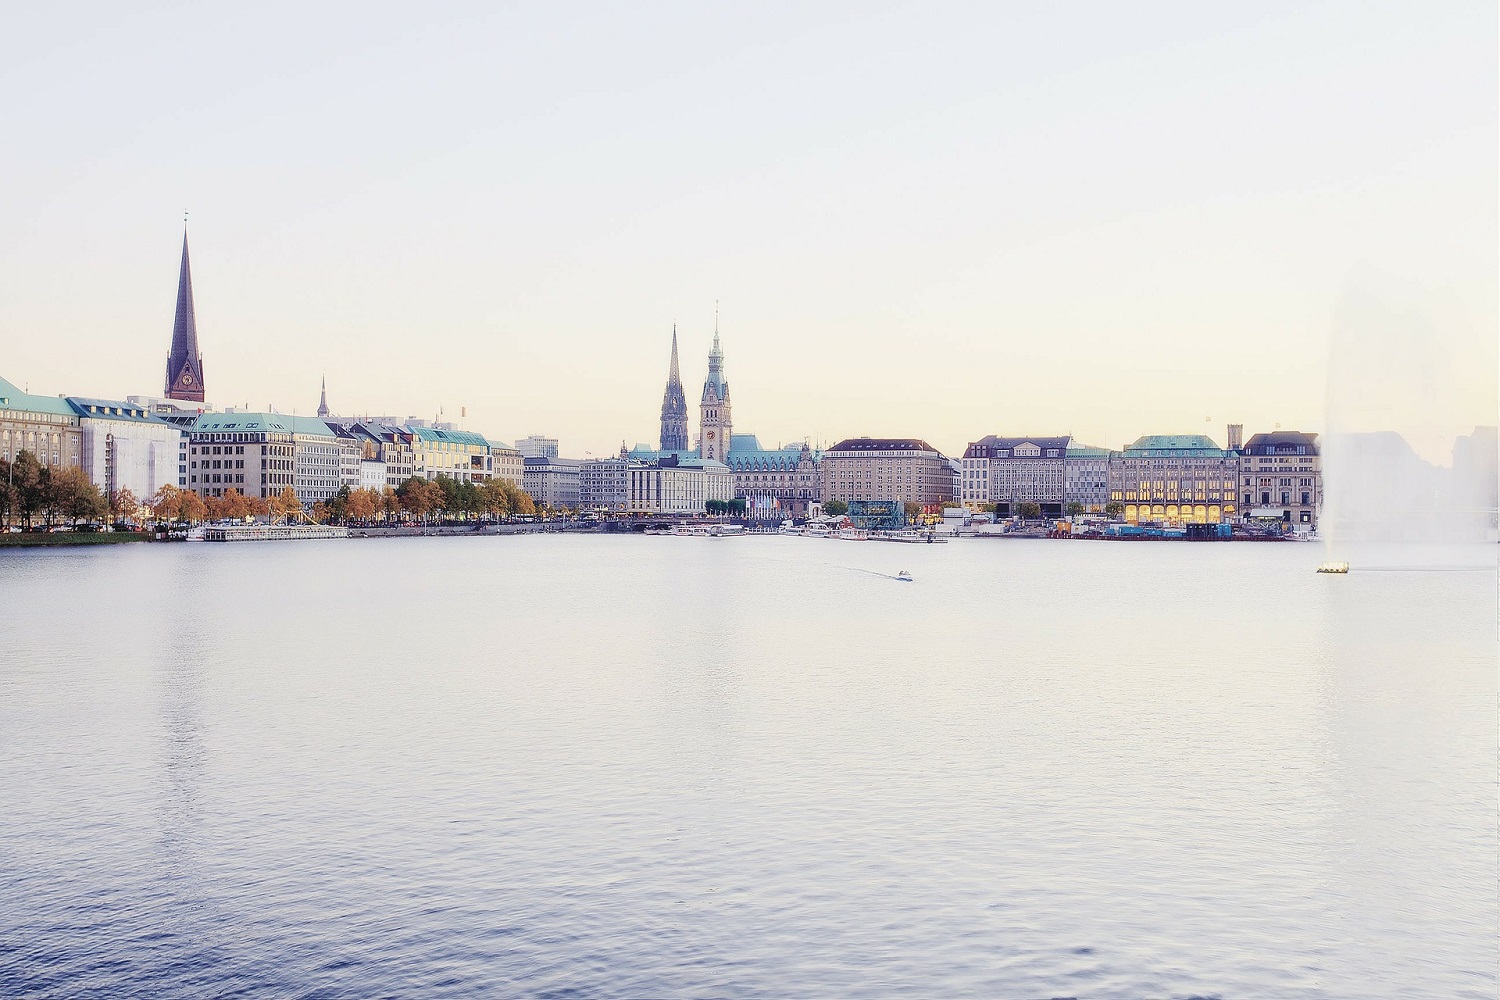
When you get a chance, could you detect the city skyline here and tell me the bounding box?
[1,3,1494,461]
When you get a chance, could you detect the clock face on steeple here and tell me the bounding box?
[707,431,715,440]
[181,372,193,386]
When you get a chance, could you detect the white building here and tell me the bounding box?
[523,456,582,508]
[515,435,559,459]
[628,457,734,514]
[1064,444,1111,512]
[580,455,632,512]
[359,459,388,491]
[66,397,185,500]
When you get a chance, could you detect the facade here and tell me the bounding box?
[523,456,582,508]
[186,412,294,499]
[412,427,493,482]
[1239,430,1321,529]
[960,436,1072,515]
[1064,444,1111,512]
[290,416,344,503]
[489,444,524,486]
[627,456,734,514]
[330,424,362,490]
[515,435,559,459]
[820,438,954,506]
[658,328,690,452]
[0,375,83,472]
[66,397,185,500]
[724,434,821,517]
[1108,434,1240,525]
[164,231,207,403]
[359,459,388,491]
[580,454,632,512]
[698,330,732,462]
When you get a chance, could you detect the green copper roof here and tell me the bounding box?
[1121,434,1232,457]
[192,412,336,437]
[0,374,81,417]
[410,426,490,448]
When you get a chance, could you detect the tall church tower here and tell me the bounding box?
[317,375,331,418]
[698,316,732,462]
[658,326,689,452]
[164,229,206,403]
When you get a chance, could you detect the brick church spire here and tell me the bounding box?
[164,228,206,403]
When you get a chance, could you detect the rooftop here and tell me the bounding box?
[1120,434,1233,457]
[826,437,942,455]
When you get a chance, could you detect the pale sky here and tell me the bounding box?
[1,2,1494,460]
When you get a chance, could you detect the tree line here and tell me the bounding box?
[0,450,539,529]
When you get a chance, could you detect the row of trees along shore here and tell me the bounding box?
[0,450,538,529]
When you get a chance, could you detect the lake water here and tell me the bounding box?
[1,536,1495,998]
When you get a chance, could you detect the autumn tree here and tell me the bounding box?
[220,489,251,520]
[150,484,183,523]
[179,490,208,524]
[270,486,302,523]
[45,467,107,525]
[344,488,378,522]
[9,451,46,528]
[109,487,139,522]
[246,494,270,519]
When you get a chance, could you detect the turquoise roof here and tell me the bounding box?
[0,375,79,418]
[1121,434,1232,457]
[192,412,336,437]
[410,426,490,448]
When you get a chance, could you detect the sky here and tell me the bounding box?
[1,2,1494,461]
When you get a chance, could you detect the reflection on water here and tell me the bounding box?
[0,538,1495,998]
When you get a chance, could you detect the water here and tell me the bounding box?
[2,537,1495,998]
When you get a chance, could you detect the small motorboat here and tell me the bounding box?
[1316,562,1349,574]
[895,569,913,582]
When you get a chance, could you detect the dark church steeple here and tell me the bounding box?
[164,229,206,403]
[658,325,689,452]
[317,374,330,418]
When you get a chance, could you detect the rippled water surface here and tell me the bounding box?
[2,536,1495,998]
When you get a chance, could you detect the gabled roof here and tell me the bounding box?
[964,435,1073,459]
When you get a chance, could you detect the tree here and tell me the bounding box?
[903,501,923,523]
[179,491,208,524]
[270,486,302,524]
[1104,501,1125,520]
[220,489,251,521]
[397,476,433,520]
[1065,501,1085,518]
[480,478,511,520]
[326,485,352,524]
[149,483,183,523]
[46,467,107,525]
[246,494,270,519]
[109,487,139,523]
[823,499,848,517]
[1017,501,1042,521]
[311,501,331,524]
[510,486,537,517]
[380,485,401,521]
[345,487,378,522]
[11,451,46,528]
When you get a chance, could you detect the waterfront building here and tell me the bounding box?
[523,456,582,508]
[580,451,633,512]
[1239,430,1321,529]
[1064,444,1111,512]
[820,438,954,506]
[516,435,559,459]
[489,443,524,486]
[66,397,185,500]
[1108,434,1239,525]
[163,230,207,404]
[359,459,388,491]
[0,375,83,471]
[349,421,416,487]
[723,435,821,517]
[627,455,733,514]
[411,427,493,482]
[185,412,295,500]
[330,424,362,490]
[658,327,690,452]
[698,327,732,463]
[959,436,1072,514]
